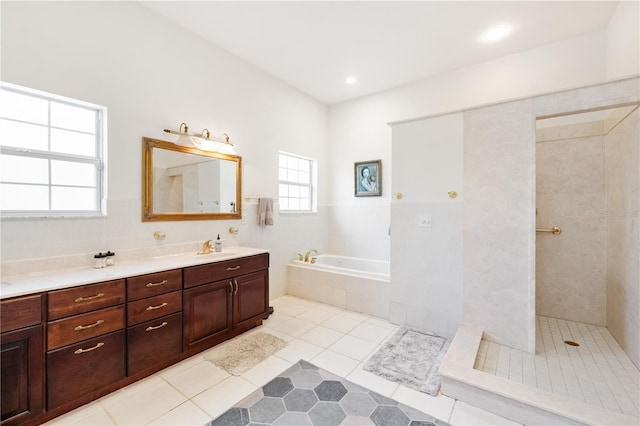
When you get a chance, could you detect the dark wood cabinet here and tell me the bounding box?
[46,330,125,409]
[183,253,269,355]
[46,280,126,411]
[183,279,234,352]
[1,294,44,426]
[47,305,125,350]
[127,312,182,375]
[47,279,125,321]
[234,270,269,332]
[1,324,44,426]
[4,251,268,425]
[126,270,184,376]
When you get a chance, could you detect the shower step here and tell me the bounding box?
[439,325,639,426]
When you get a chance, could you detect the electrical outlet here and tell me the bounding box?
[419,215,432,227]
[241,213,247,224]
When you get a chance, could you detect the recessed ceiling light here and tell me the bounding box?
[481,25,510,42]
[345,76,357,85]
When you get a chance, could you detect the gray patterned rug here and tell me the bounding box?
[364,328,450,396]
[209,360,447,426]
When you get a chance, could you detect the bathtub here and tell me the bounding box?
[286,254,390,318]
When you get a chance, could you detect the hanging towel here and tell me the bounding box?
[257,198,274,226]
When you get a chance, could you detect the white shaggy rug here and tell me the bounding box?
[364,328,450,396]
[204,331,287,376]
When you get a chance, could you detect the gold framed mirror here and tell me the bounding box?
[142,137,242,221]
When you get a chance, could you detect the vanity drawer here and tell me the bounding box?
[127,290,182,326]
[127,312,182,375]
[184,253,269,288]
[47,330,125,409]
[0,293,43,333]
[47,305,125,350]
[127,269,182,301]
[48,279,125,320]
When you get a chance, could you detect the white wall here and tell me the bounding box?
[606,0,640,79]
[0,1,329,298]
[327,30,608,260]
[389,113,463,338]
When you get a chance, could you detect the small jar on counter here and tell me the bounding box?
[94,252,107,269]
[105,251,116,266]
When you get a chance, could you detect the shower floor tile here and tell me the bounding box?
[473,316,639,418]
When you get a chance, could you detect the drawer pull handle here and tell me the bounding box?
[145,302,168,311]
[228,281,233,293]
[146,321,168,332]
[74,342,104,354]
[226,266,241,271]
[74,319,104,331]
[146,279,168,288]
[233,279,238,295]
[74,293,105,303]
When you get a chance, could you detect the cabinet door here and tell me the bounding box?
[183,280,233,352]
[1,325,44,425]
[234,270,269,331]
[127,312,182,376]
[47,330,125,409]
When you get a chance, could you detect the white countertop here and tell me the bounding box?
[0,247,269,300]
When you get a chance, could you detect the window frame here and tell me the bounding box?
[278,151,316,214]
[0,82,107,219]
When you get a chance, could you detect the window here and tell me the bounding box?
[0,83,106,217]
[279,152,315,213]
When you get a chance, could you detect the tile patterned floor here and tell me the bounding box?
[44,296,519,426]
[474,315,640,418]
[209,360,447,426]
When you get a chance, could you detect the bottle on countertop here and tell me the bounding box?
[215,234,222,252]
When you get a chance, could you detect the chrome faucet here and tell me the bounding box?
[304,249,318,262]
[198,240,213,255]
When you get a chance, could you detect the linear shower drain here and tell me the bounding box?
[564,340,580,347]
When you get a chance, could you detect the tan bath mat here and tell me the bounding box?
[204,331,287,376]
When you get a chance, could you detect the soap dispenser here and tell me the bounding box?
[215,234,222,252]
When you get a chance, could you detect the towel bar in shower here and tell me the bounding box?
[536,226,562,235]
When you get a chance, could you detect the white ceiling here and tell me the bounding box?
[140,1,619,105]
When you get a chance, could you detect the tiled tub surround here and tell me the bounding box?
[287,255,390,318]
[44,296,518,426]
[440,322,639,426]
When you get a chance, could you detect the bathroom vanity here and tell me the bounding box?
[0,248,269,426]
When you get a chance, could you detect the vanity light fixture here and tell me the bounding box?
[193,128,236,155]
[163,122,236,154]
[163,122,196,146]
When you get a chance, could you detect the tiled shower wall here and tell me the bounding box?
[606,109,640,368]
[536,133,607,325]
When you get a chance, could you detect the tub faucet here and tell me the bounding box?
[198,240,212,255]
[304,249,318,262]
